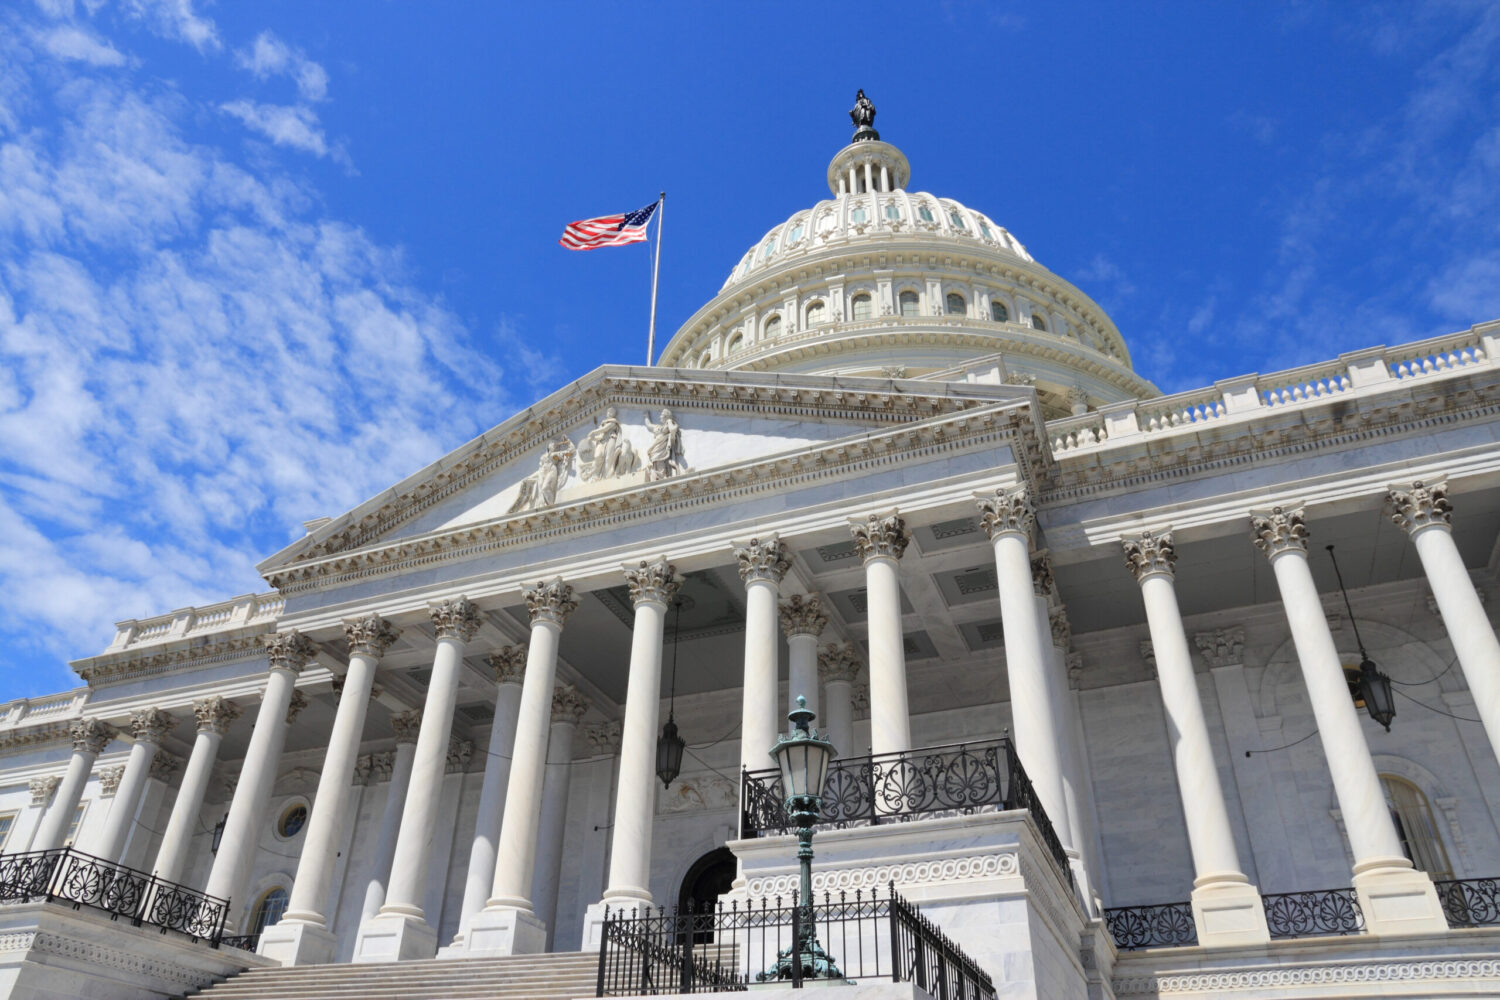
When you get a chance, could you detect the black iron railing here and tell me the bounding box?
[741,738,1071,880]
[1103,902,1197,950]
[596,883,995,999]
[221,933,261,951]
[1436,877,1500,927]
[0,848,228,946]
[1262,887,1363,939]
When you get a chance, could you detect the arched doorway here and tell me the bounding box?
[678,847,737,943]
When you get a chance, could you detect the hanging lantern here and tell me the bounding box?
[1357,657,1397,731]
[656,598,686,788]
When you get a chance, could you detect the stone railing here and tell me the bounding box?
[108,592,286,653]
[0,690,88,730]
[1048,325,1499,456]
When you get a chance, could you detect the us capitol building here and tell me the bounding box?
[3,95,1499,1000]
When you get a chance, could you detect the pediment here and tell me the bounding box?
[258,366,1039,582]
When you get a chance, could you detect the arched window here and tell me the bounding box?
[805,300,826,326]
[945,293,966,316]
[726,333,743,354]
[851,293,872,321]
[1030,312,1047,332]
[898,291,920,317]
[764,314,781,338]
[990,300,1009,323]
[277,803,307,838]
[1381,775,1453,879]
[249,887,289,936]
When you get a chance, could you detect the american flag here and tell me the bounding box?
[559,201,659,250]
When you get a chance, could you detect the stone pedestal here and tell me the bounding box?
[256,918,338,967]
[461,905,548,957]
[351,910,438,964]
[1189,875,1272,948]
[1351,862,1450,936]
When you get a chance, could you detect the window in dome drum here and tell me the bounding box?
[852,294,872,321]
[946,293,966,316]
[885,203,900,220]
[899,291,920,316]
[918,205,934,222]
[850,207,866,223]
[991,301,1008,322]
[950,211,965,229]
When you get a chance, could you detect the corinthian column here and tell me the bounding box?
[733,537,789,776]
[817,642,861,756]
[1251,506,1447,934]
[361,711,420,923]
[355,599,481,963]
[850,512,912,755]
[33,719,114,852]
[92,708,174,863]
[1387,480,1500,767]
[466,580,577,957]
[976,486,1073,850]
[266,614,400,965]
[449,646,527,948]
[206,630,315,923]
[152,697,240,884]
[1121,530,1268,945]
[780,595,828,720]
[533,683,588,947]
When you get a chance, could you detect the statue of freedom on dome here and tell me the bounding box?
[849,89,879,142]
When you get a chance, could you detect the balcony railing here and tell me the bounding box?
[1102,902,1197,950]
[1436,877,1500,927]
[0,847,229,946]
[1107,886,1368,950]
[740,738,1071,880]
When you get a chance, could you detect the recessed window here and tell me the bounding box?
[249,887,289,936]
[1031,313,1047,332]
[917,205,934,223]
[990,300,1009,323]
[277,803,308,838]
[949,210,965,229]
[850,206,867,224]
[726,333,743,354]
[1381,775,1453,879]
[764,314,781,338]
[64,802,87,847]
[762,238,777,258]
[805,300,826,326]
[979,220,993,239]
[899,291,920,317]
[851,293,872,321]
[0,811,16,852]
[697,350,712,368]
[945,293,966,316]
[884,203,901,221]
[786,224,804,244]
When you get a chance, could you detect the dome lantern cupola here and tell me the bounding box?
[831,90,911,194]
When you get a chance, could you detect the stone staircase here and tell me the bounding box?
[178,950,602,1000]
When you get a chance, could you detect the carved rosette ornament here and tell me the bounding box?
[149,751,182,783]
[551,683,589,725]
[130,708,175,745]
[263,629,317,672]
[623,558,682,608]
[584,720,623,756]
[525,578,579,628]
[849,511,910,562]
[99,765,126,796]
[818,641,863,684]
[285,689,310,725]
[1194,627,1246,668]
[1386,480,1454,536]
[1121,530,1176,582]
[70,718,114,755]
[779,595,829,638]
[390,709,422,744]
[1250,506,1310,559]
[976,486,1035,540]
[193,696,241,736]
[488,645,527,685]
[344,614,401,657]
[431,597,482,642]
[1049,607,1071,650]
[30,775,61,806]
[733,537,790,585]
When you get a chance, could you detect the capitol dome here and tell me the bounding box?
[659,96,1159,418]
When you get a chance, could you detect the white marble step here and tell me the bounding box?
[181,951,603,1000]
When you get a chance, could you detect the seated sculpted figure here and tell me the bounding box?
[508,436,575,513]
[576,406,638,481]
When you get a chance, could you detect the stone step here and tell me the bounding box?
[181,951,607,999]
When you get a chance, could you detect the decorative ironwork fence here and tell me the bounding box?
[741,738,1071,879]
[0,848,228,946]
[221,933,261,951]
[1262,888,1364,939]
[1102,902,1197,950]
[596,883,995,999]
[1436,878,1500,927]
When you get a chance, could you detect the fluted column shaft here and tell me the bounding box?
[1388,481,1500,767]
[453,651,526,942]
[734,539,788,776]
[33,719,113,852]
[153,698,240,884]
[852,513,912,755]
[361,731,418,922]
[534,688,586,943]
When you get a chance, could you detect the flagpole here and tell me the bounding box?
[646,191,664,366]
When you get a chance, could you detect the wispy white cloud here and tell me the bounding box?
[121,0,219,52]
[36,25,126,66]
[220,99,331,159]
[236,30,328,102]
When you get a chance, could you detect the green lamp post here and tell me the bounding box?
[759,695,842,983]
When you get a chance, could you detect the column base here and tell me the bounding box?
[1353,859,1449,935]
[351,910,438,964]
[256,918,338,966]
[461,905,548,957]
[1190,874,1271,947]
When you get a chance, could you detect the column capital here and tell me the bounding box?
[524,578,579,627]
[344,614,401,656]
[1250,506,1309,559]
[263,629,317,672]
[1385,479,1453,535]
[1122,529,1177,581]
[1049,606,1071,650]
[29,775,61,806]
[779,594,828,638]
[1194,627,1246,668]
[551,683,589,725]
[431,597,482,642]
[390,709,422,745]
[487,645,527,685]
[285,689,310,725]
[733,536,790,585]
[149,750,182,783]
[129,708,175,745]
[817,641,862,684]
[976,486,1034,540]
[584,720,623,756]
[193,696,241,736]
[1032,550,1055,597]
[849,511,910,562]
[447,737,475,774]
[69,717,114,754]
[99,765,126,796]
[623,557,682,608]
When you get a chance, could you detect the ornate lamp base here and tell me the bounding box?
[757,934,843,983]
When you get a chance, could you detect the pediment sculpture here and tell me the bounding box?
[509,407,689,513]
[577,406,638,482]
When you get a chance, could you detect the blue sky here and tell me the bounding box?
[1,1,1498,698]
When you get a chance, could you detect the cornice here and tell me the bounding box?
[265,401,1044,594]
[0,720,72,753]
[72,632,271,688]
